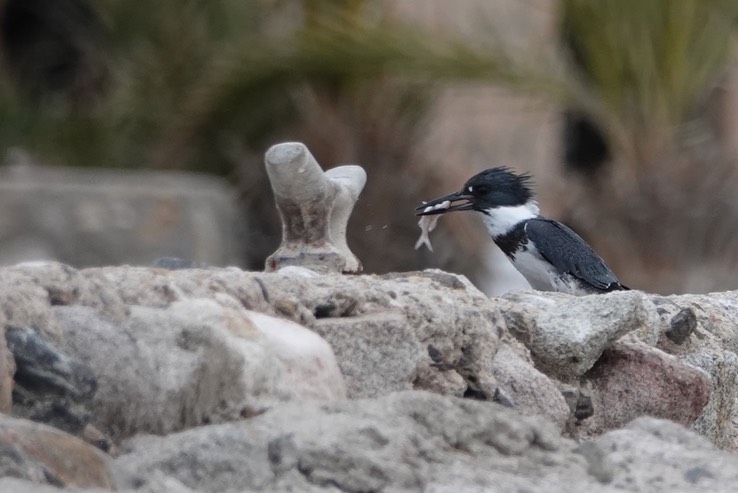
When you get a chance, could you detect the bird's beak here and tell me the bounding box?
[415,191,475,216]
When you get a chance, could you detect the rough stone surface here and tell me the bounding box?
[580,342,712,437]
[516,290,658,379]
[113,391,585,493]
[246,310,346,401]
[3,262,738,491]
[312,313,422,397]
[112,391,738,493]
[0,414,113,489]
[591,417,738,492]
[261,268,503,400]
[491,343,570,430]
[652,293,738,448]
[52,299,345,441]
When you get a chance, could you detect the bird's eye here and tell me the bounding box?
[475,185,490,195]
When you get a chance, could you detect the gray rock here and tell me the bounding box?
[113,391,596,493]
[260,269,503,400]
[113,390,738,493]
[491,343,570,430]
[312,313,422,397]
[6,260,738,455]
[503,290,658,379]
[592,417,738,492]
[53,299,345,441]
[683,346,738,448]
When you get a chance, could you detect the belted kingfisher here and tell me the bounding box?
[416,167,627,294]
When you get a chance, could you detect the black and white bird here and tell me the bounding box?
[416,167,627,295]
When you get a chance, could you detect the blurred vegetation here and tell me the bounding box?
[558,0,738,292]
[2,0,738,291]
[0,0,558,275]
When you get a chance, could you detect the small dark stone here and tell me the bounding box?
[6,327,97,399]
[665,308,697,345]
[268,434,299,473]
[6,326,97,434]
[427,344,455,371]
[427,344,443,362]
[46,287,77,306]
[463,387,488,401]
[313,303,336,318]
[574,394,594,421]
[493,388,515,408]
[684,466,714,484]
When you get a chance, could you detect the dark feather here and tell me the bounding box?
[524,218,626,291]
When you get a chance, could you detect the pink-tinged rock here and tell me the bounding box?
[245,310,347,401]
[0,415,113,489]
[580,342,712,437]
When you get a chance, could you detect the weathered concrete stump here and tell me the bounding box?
[264,142,366,274]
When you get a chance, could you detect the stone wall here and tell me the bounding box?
[1,262,738,492]
[0,162,245,268]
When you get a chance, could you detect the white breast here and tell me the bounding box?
[510,244,588,295]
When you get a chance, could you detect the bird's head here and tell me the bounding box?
[416,167,534,217]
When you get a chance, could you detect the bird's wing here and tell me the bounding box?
[524,218,625,290]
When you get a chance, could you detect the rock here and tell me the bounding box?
[665,307,697,344]
[6,325,97,434]
[491,343,570,430]
[312,313,421,397]
[681,345,738,448]
[504,290,658,379]
[592,417,738,492]
[113,391,596,493]
[113,390,738,493]
[0,414,113,489]
[53,299,345,441]
[245,309,346,401]
[259,269,503,400]
[653,294,738,448]
[580,342,712,437]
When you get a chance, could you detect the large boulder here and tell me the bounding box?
[112,391,738,493]
[52,299,346,441]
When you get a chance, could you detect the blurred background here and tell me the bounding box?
[1,0,738,295]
